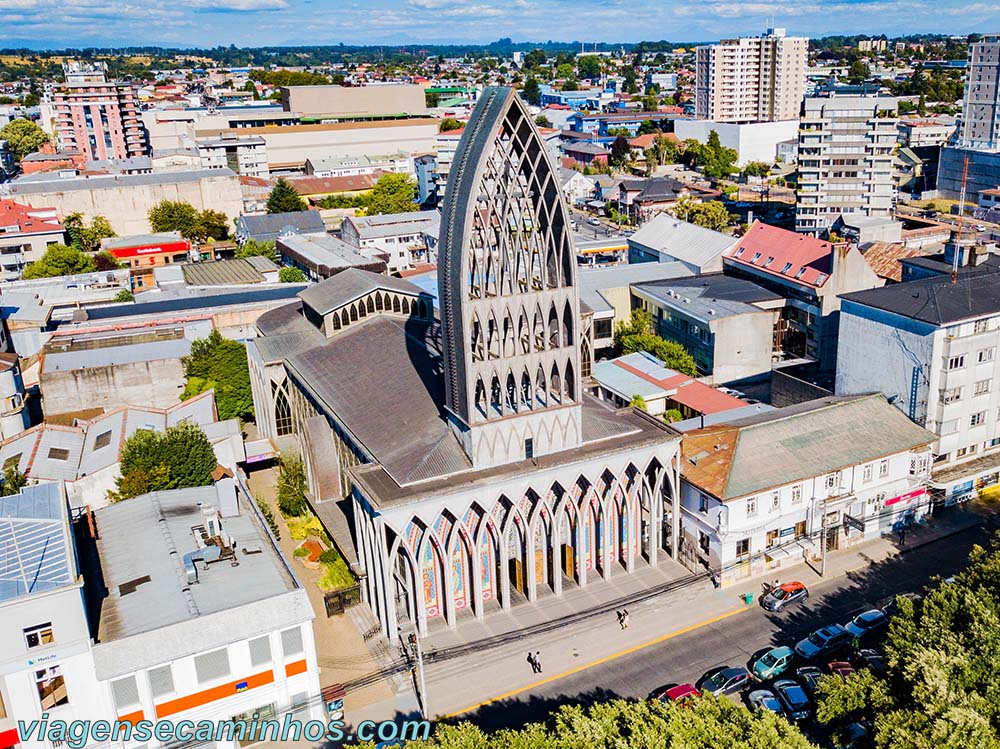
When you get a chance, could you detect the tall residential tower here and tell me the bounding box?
[960,34,1000,150]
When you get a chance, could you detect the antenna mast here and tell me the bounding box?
[951,154,969,284]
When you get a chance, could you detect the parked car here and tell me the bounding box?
[833,722,872,749]
[827,661,856,680]
[850,649,888,677]
[588,217,602,226]
[879,591,922,617]
[795,624,851,660]
[760,581,809,612]
[651,683,699,704]
[844,609,888,639]
[753,646,795,680]
[698,666,751,696]
[773,679,811,721]
[795,666,825,697]
[748,688,784,716]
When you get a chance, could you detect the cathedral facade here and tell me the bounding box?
[248,88,682,639]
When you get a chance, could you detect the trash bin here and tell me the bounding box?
[742,592,754,605]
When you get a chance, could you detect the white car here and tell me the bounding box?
[588,217,602,226]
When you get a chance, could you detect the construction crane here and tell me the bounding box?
[952,154,970,284]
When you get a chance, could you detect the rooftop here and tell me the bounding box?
[345,210,441,240]
[181,257,277,286]
[629,215,736,268]
[0,483,75,604]
[727,221,834,288]
[633,273,782,322]
[238,209,325,242]
[297,267,422,316]
[3,169,236,196]
[0,199,64,236]
[577,261,691,315]
[859,242,925,283]
[277,233,385,278]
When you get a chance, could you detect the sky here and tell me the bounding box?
[1,0,998,49]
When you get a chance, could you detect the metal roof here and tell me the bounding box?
[577,261,691,314]
[0,483,74,603]
[237,210,325,243]
[4,169,236,196]
[628,214,737,269]
[633,273,782,323]
[181,258,268,286]
[81,284,306,322]
[43,338,193,372]
[345,210,440,240]
[277,232,381,276]
[297,268,423,316]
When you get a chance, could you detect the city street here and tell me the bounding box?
[433,515,993,732]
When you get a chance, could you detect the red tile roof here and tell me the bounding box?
[980,188,1000,197]
[628,132,679,149]
[0,199,64,237]
[286,173,380,195]
[727,221,834,288]
[613,360,746,415]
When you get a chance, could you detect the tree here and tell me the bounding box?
[623,67,638,94]
[279,267,307,283]
[523,49,547,70]
[609,135,631,168]
[534,114,552,128]
[561,79,579,92]
[94,251,122,271]
[64,213,116,253]
[439,117,463,133]
[148,200,199,237]
[848,59,871,83]
[671,198,734,232]
[614,309,697,376]
[367,173,418,216]
[556,62,575,80]
[113,289,134,302]
[22,243,96,279]
[235,240,278,263]
[110,422,217,502]
[637,119,661,136]
[577,55,602,81]
[266,178,308,214]
[641,94,660,112]
[424,90,439,108]
[181,329,254,423]
[628,394,648,411]
[1,457,29,496]
[664,408,683,423]
[194,209,230,242]
[741,161,772,179]
[644,135,680,175]
[682,130,737,180]
[276,454,308,517]
[0,118,49,160]
[522,76,541,106]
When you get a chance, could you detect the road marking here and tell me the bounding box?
[439,605,751,719]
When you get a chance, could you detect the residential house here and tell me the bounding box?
[340,210,440,271]
[235,210,326,245]
[627,214,736,272]
[617,177,719,224]
[0,199,65,281]
[563,142,609,167]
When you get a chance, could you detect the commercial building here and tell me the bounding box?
[0,199,65,281]
[897,118,957,148]
[305,153,410,178]
[340,210,440,271]
[627,214,736,272]
[723,221,882,369]
[196,133,270,179]
[48,61,148,161]
[279,83,428,119]
[795,95,899,235]
[235,210,326,245]
[679,394,935,584]
[672,119,801,166]
[276,232,387,280]
[959,35,1000,151]
[695,28,808,124]
[837,266,1000,501]
[247,88,684,639]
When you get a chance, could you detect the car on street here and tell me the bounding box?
[748,689,784,716]
[795,666,825,697]
[773,679,811,721]
[753,646,795,680]
[651,683,699,704]
[698,666,751,696]
[760,581,809,612]
[844,608,888,639]
[795,624,851,660]
[827,661,856,680]
[588,217,602,226]
[850,649,888,677]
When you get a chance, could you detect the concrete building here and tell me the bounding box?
[795,95,899,235]
[858,39,888,53]
[0,354,29,440]
[959,34,1000,151]
[279,83,428,119]
[631,274,783,383]
[679,394,935,584]
[627,214,737,273]
[49,61,148,161]
[195,133,270,179]
[247,88,684,640]
[305,153,410,178]
[276,232,387,280]
[897,118,958,148]
[0,199,65,281]
[723,221,882,369]
[1,169,242,236]
[837,267,1000,501]
[235,210,326,246]
[695,28,808,124]
[672,119,801,166]
[340,210,440,271]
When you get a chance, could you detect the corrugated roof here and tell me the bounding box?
[859,242,925,283]
[182,258,266,286]
[681,394,936,501]
[577,261,692,314]
[634,273,781,323]
[238,210,325,242]
[0,483,73,603]
[628,214,737,269]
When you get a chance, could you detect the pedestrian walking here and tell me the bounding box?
[526,651,537,673]
[622,609,630,629]
[534,651,542,673]
[711,572,721,589]
[897,526,907,545]
[616,610,625,629]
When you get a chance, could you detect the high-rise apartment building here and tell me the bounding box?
[695,28,808,123]
[960,34,1000,151]
[795,95,899,236]
[50,61,148,161]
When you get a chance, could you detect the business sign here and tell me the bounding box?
[885,488,926,507]
[26,652,59,667]
[779,527,795,537]
[842,514,865,532]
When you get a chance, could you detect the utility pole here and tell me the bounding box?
[820,492,828,577]
[408,631,429,719]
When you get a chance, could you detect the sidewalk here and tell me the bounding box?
[417,504,986,720]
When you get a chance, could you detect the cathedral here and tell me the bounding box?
[248,87,682,638]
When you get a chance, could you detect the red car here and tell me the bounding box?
[827,661,856,680]
[652,683,699,705]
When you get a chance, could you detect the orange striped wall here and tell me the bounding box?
[154,670,274,718]
[284,659,307,678]
[117,710,145,725]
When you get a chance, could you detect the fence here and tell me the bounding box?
[323,585,362,616]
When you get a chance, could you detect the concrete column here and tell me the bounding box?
[471,540,485,620]
[525,526,537,603]
[670,456,681,562]
[500,532,512,610]
[600,505,612,582]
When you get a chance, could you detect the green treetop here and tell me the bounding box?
[266,178,308,214]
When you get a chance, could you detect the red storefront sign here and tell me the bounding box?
[108,239,190,259]
[0,727,19,749]
[885,488,926,507]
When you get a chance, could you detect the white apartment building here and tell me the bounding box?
[195,133,270,179]
[0,481,322,749]
[695,28,808,124]
[340,210,440,271]
[305,153,411,178]
[795,95,899,236]
[960,34,1000,151]
[838,270,1000,503]
[679,395,935,585]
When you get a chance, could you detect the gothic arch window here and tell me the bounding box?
[367,296,375,313]
[550,363,563,405]
[562,301,574,347]
[521,370,532,410]
[375,294,384,311]
[505,371,517,414]
[341,309,350,328]
[490,374,503,417]
[471,313,485,362]
[358,302,367,318]
[350,304,358,322]
[474,378,488,420]
[275,388,293,436]
[487,312,500,360]
[565,360,576,401]
[533,305,545,351]
[393,295,401,313]
[535,365,547,408]
[418,300,428,319]
[502,311,515,357]
[402,297,410,314]
[581,339,592,379]
[331,314,341,331]
[548,304,560,349]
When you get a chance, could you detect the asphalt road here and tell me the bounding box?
[459,522,991,733]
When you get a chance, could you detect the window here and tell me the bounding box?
[763,256,775,267]
[698,494,709,513]
[93,430,113,450]
[47,447,70,461]
[249,636,272,668]
[736,538,750,557]
[795,520,807,538]
[971,411,988,427]
[979,347,995,363]
[274,389,293,437]
[766,529,779,548]
[781,262,793,274]
[148,665,174,698]
[111,676,140,710]
[24,623,54,649]
[698,531,710,555]
[941,387,963,404]
[988,438,1000,449]
[825,473,838,490]
[942,418,961,435]
[976,380,992,396]
[878,459,889,478]
[750,252,762,262]
[975,319,988,334]
[770,492,780,510]
[791,485,802,503]
[194,648,231,684]
[35,665,68,709]
[524,438,534,460]
[862,464,873,482]
[281,626,304,658]
[948,354,966,370]
[746,497,758,516]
